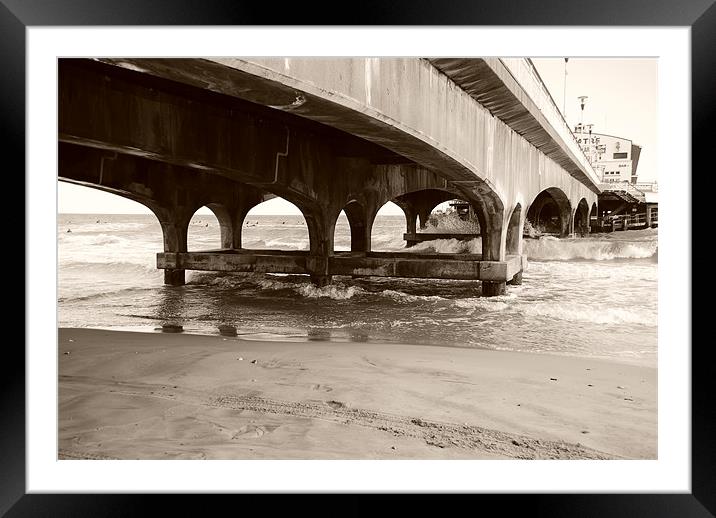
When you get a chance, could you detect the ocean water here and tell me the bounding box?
[58,214,658,366]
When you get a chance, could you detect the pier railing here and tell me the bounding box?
[499,58,601,188]
[598,181,646,203]
[604,212,654,231]
[635,181,659,193]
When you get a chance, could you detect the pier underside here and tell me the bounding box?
[58,58,599,298]
[157,250,526,293]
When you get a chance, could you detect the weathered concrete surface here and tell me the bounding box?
[59,60,505,260]
[90,57,599,259]
[156,251,523,283]
[59,57,597,294]
[430,58,600,191]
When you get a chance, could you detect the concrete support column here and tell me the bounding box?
[208,193,264,250]
[482,281,506,296]
[158,212,190,287]
[363,200,381,253]
[506,207,523,255]
[417,207,432,230]
[402,204,418,236]
[561,210,572,238]
[206,203,234,249]
[392,200,418,247]
[230,203,259,249]
[529,197,548,231]
[481,221,504,262]
[305,206,340,287]
[164,268,185,286]
[414,197,441,229]
[343,201,371,252]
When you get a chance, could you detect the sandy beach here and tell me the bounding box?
[58,328,656,460]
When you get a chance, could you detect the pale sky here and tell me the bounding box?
[531,57,657,182]
[59,58,657,215]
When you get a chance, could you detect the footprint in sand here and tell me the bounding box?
[311,383,333,393]
[325,400,347,410]
[232,424,267,439]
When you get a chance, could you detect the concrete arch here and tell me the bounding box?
[194,191,271,251]
[367,163,506,259]
[59,178,165,218]
[392,198,418,237]
[573,198,590,237]
[392,189,458,231]
[59,179,194,286]
[330,188,385,253]
[526,187,572,238]
[241,196,311,252]
[186,205,226,251]
[58,178,191,255]
[367,200,411,252]
[391,187,505,259]
[506,203,523,255]
[179,186,272,252]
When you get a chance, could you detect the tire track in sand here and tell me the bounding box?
[59,375,615,459]
[209,394,615,460]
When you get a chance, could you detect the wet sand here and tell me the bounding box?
[58,328,656,460]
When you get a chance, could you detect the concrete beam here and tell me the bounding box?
[158,251,309,274]
[156,250,525,283]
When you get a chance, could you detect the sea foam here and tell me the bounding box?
[524,237,657,261]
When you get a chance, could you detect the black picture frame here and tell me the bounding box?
[6,1,711,515]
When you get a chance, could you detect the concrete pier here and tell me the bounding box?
[163,268,185,287]
[482,281,507,297]
[59,57,601,297]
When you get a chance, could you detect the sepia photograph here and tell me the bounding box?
[56,55,659,462]
[1,0,707,507]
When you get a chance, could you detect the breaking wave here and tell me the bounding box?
[187,273,365,300]
[519,302,656,326]
[61,260,161,276]
[58,285,158,303]
[381,290,447,303]
[295,284,363,299]
[524,237,657,261]
[405,238,482,254]
[59,233,133,246]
